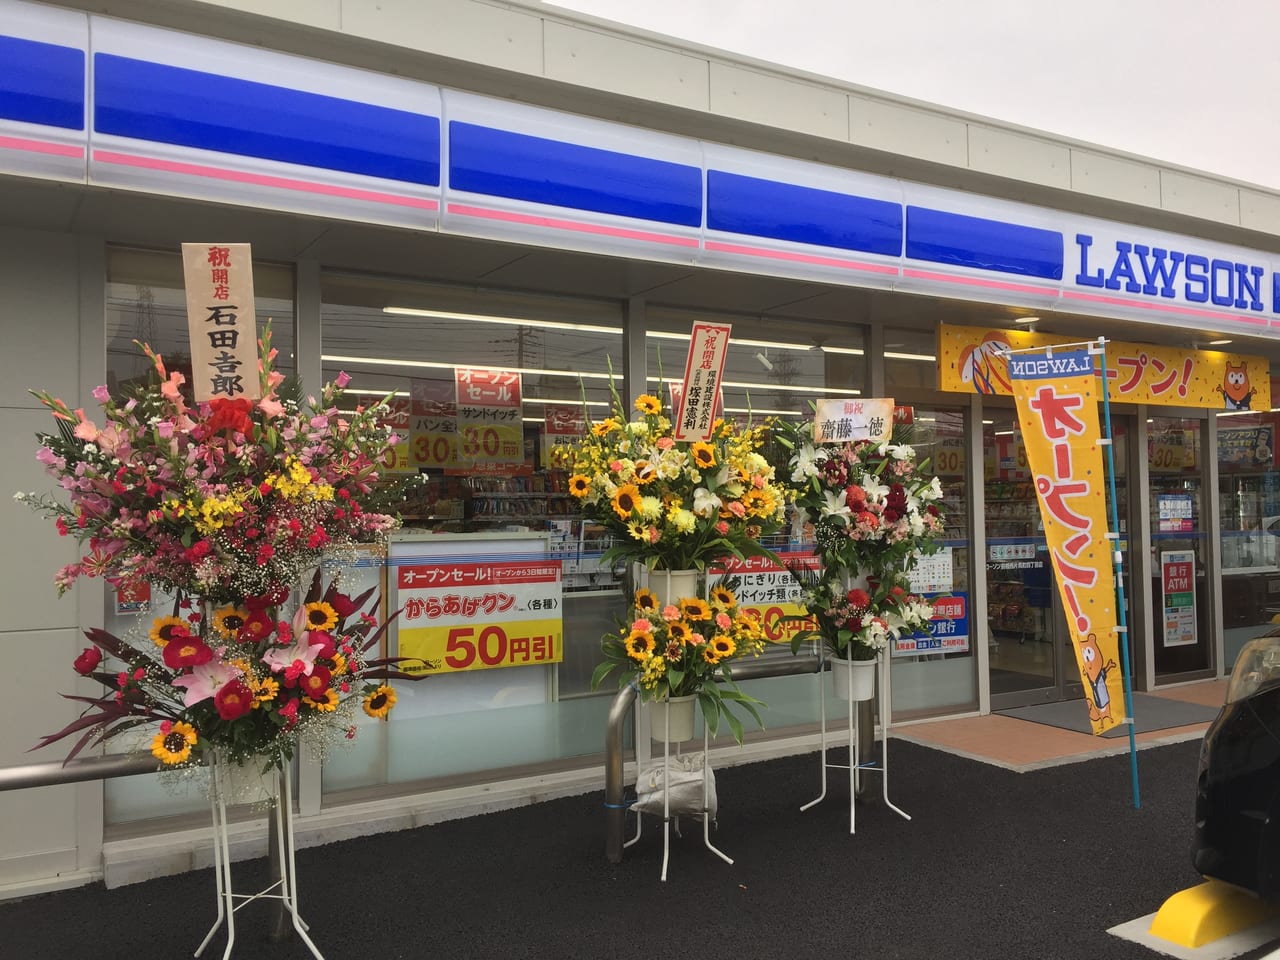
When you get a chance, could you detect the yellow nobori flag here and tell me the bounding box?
[1008,347,1124,736]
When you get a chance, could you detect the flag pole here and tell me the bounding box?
[1092,337,1140,809]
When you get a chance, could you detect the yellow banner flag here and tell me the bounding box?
[1008,346,1124,736]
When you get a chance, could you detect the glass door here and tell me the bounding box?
[985,410,1067,705]
[1149,416,1213,678]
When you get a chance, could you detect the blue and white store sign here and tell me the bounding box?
[2,0,1278,340]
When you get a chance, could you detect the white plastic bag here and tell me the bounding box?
[632,752,717,818]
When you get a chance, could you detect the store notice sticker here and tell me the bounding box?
[673,322,731,442]
[813,397,893,444]
[1161,550,1196,647]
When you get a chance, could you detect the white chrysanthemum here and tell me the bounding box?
[639,496,662,520]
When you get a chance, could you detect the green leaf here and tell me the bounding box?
[590,661,617,691]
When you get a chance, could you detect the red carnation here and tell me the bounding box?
[73,646,102,675]
[214,678,254,721]
[204,397,254,437]
[846,588,870,609]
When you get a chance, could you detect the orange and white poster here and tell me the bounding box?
[1008,345,1124,736]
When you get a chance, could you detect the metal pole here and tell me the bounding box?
[604,653,824,862]
[0,754,160,790]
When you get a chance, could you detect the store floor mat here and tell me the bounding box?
[996,692,1220,737]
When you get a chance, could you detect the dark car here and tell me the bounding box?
[1193,627,1280,899]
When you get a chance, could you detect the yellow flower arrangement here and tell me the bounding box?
[558,390,787,572]
[593,584,767,742]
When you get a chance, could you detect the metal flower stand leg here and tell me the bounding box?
[801,652,911,833]
[194,758,323,960]
[624,702,733,881]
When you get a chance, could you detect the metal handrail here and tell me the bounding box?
[604,652,825,862]
[0,754,161,792]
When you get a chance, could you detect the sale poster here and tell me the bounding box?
[454,367,524,474]
[708,553,818,645]
[396,560,564,674]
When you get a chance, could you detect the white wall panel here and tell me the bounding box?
[196,0,341,30]
[968,124,1071,191]
[1161,169,1242,226]
[0,628,84,885]
[339,0,545,74]
[543,21,709,112]
[709,62,849,142]
[1239,188,1280,237]
[847,94,968,167]
[1070,149,1161,207]
[0,226,82,409]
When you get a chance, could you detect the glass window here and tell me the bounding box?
[890,406,975,715]
[318,273,629,795]
[1217,410,1280,670]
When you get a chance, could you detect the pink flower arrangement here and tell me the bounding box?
[19,325,400,603]
[19,325,421,769]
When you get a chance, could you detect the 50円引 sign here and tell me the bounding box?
[396,561,563,674]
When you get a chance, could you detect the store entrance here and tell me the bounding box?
[984,411,1135,708]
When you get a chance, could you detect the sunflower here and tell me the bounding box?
[633,588,659,613]
[304,688,339,711]
[710,585,738,610]
[611,484,642,519]
[624,629,656,661]
[690,442,716,469]
[150,721,198,765]
[330,653,348,676]
[149,615,188,648]
[591,417,619,437]
[568,474,592,497]
[363,684,396,719]
[211,605,249,639]
[303,601,339,631]
[632,459,657,484]
[634,394,662,415]
[252,675,280,706]
[678,597,711,621]
[667,620,692,644]
[710,633,737,660]
[741,488,773,518]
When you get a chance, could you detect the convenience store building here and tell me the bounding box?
[3,0,1279,895]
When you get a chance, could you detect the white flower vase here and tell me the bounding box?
[215,754,280,805]
[644,567,701,608]
[649,694,698,743]
[831,656,877,702]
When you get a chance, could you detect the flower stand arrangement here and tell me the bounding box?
[19,326,420,958]
[777,420,947,834]
[594,585,768,880]
[561,389,787,877]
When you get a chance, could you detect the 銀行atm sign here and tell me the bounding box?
[395,561,563,674]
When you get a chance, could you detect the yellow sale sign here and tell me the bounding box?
[395,560,563,675]
[1008,346,1124,736]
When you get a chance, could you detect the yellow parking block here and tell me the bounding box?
[1150,879,1280,948]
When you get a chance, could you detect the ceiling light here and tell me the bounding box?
[755,352,774,371]
[323,354,613,381]
[383,306,619,335]
[1014,316,1040,324]
[884,351,937,362]
[647,330,835,353]
[1208,339,1232,346]
[817,345,866,356]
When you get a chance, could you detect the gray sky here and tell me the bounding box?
[546,0,1280,191]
